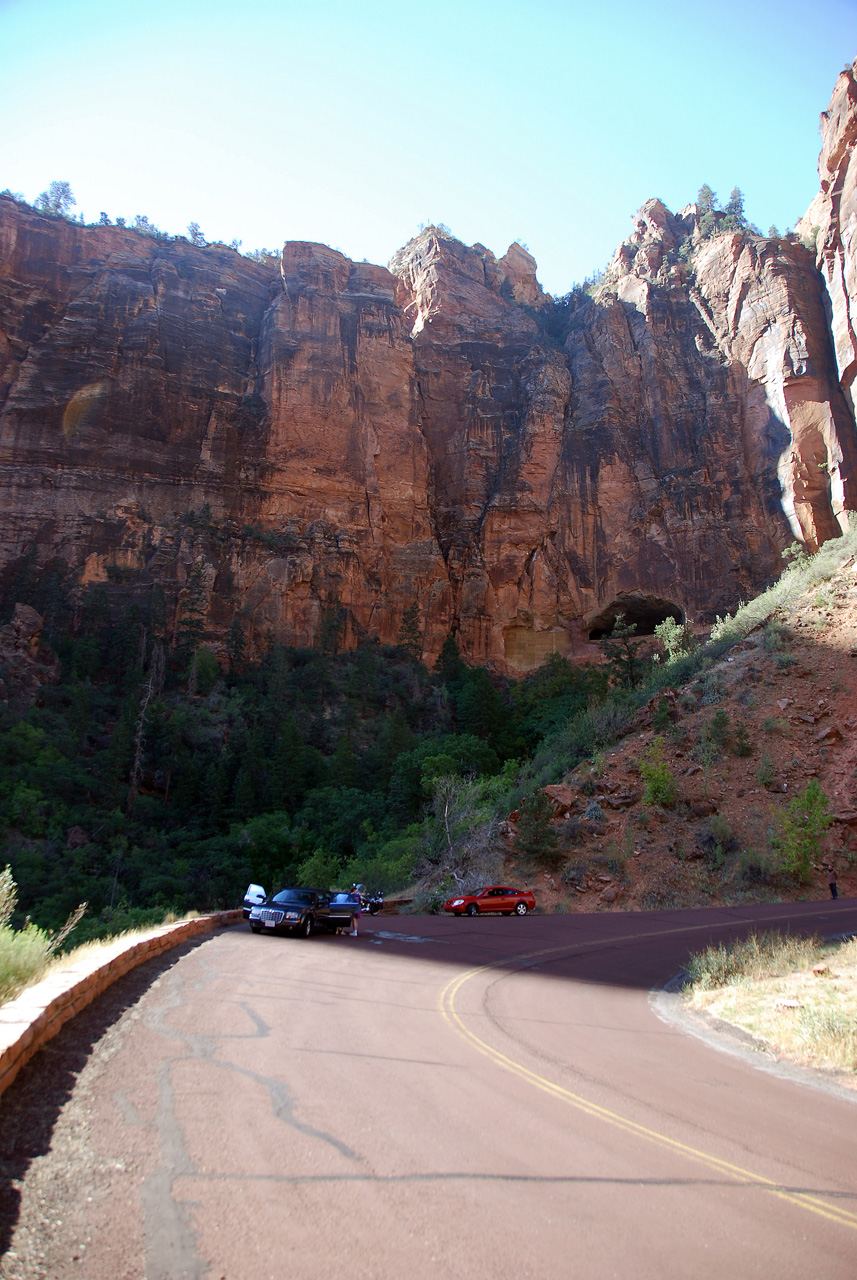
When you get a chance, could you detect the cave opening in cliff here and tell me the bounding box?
[587,595,684,640]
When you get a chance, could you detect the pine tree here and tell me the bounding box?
[270,716,307,812]
[455,668,505,743]
[434,633,465,685]
[227,615,246,677]
[599,614,647,689]
[398,601,422,659]
[696,184,720,239]
[514,789,559,861]
[722,187,748,233]
[174,560,207,678]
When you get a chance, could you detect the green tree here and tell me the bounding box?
[654,616,697,663]
[331,733,359,788]
[696,184,717,214]
[133,214,160,237]
[697,184,720,239]
[317,598,345,655]
[640,737,678,807]
[174,560,207,677]
[34,180,75,218]
[187,221,206,246]
[227,615,246,676]
[455,668,506,745]
[722,187,748,233]
[774,779,832,882]
[514,789,559,861]
[398,601,422,659]
[434,633,465,686]
[269,716,307,812]
[599,614,647,690]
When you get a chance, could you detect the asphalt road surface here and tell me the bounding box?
[2,899,857,1280]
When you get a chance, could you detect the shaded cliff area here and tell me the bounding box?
[1,61,857,673]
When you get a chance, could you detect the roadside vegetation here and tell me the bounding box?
[683,931,857,1078]
[0,866,86,1004]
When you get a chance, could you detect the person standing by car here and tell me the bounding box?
[349,885,362,936]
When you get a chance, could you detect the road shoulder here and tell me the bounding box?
[651,974,857,1104]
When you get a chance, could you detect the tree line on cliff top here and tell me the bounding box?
[4,178,800,289]
[0,180,279,261]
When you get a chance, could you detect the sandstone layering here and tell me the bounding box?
[1,62,857,672]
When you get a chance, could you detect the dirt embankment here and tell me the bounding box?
[513,550,857,914]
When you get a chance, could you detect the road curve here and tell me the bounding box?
[2,899,857,1280]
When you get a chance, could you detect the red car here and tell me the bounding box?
[442,885,535,917]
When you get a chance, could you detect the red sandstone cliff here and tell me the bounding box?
[1,60,856,672]
[810,62,857,419]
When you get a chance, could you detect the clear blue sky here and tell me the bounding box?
[1,0,855,294]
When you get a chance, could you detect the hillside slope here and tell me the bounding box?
[514,532,857,913]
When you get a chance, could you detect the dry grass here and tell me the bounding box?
[684,931,857,1077]
[43,911,200,977]
[0,910,201,1005]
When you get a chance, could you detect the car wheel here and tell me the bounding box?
[301,916,313,938]
[465,904,478,917]
[514,901,528,916]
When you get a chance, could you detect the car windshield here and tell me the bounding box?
[272,889,314,906]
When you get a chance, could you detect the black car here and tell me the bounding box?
[248,888,359,937]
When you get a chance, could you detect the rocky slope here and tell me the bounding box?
[1,59,856,672]
[512,537,857,914]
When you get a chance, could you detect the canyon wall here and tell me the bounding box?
[1,59,856,672]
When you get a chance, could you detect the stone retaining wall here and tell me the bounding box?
[0,910,243,1099]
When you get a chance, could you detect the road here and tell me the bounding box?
[2,899,857,1280]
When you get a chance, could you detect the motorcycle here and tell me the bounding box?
[356,887,383,915]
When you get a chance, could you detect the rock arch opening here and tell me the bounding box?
[588,594,684,641]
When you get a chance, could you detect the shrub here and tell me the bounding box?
[709,814,731,846]
[708,709,730,749]
[738,848,779,885]
[0,921,53,1005]
[773,778,832,882]
[546,699,635,773]
[756,751,775,787]
[0,865,86,1004]
[763,621,789,655]
[684,930,820,990]
[654,616,698,662]
[701,813,734,869]
[640,737,678,807]
[700,674,724,706]
[732,723,752,756]
[653,696,672,732]
[515,789,559,861]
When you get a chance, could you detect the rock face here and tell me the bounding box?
[0,604,61,707]
[812,63,857,418]
[1,60,856,672]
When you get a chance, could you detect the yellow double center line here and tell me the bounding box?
[439,936,857,1231]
